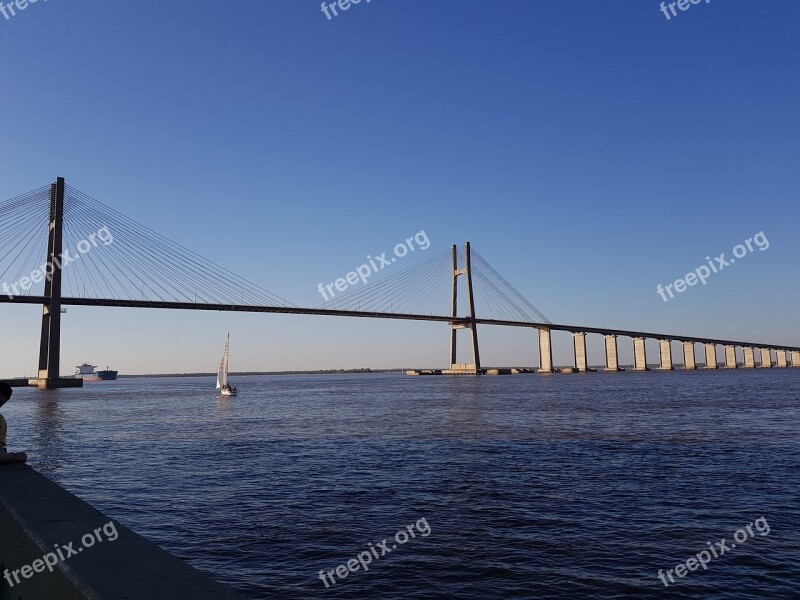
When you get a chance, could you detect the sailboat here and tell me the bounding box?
[216,333,238,396]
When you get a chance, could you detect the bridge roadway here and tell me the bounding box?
[3,295,798,353]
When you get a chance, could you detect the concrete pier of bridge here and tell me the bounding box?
[683,342,697,370]
[658,340,673,370]
[704,343,718,369]
[724,345,738,369]
[538,328,554,373]
[572,332,588,372]
[604,335,623,372]
[743,347,756,368]
[632,337,649,371]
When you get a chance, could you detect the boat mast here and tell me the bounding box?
[225,333,231,384]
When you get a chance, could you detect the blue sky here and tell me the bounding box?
[1,0,798,375]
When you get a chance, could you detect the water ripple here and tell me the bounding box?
[3,370,799,599]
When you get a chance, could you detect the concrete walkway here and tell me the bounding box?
[0,463,243,599]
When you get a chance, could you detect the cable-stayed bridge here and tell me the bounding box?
[1,178,798,388]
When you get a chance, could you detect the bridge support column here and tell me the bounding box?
[633,337,648,371]
[743,347,756,368]
[704,343,718,369]
[538,328,554,373]
[776,351,788,368]
[446,243,480,374]
[38,178,64,381]
[658,340,673,370]
[683,342,696,370]
[791,351,800,367]
[29,178,81,390]
[759,349,773,368]
[724,345,737,369]
[604,335,622,372]
[572,332,588,372]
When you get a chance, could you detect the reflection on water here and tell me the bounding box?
[215,395,231,418]
[32,394,66,473]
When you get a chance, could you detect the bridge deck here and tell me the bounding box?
[1,295,797,352]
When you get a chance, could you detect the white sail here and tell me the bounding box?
[216,334,229,389]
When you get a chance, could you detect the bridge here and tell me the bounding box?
[1,178,798,388]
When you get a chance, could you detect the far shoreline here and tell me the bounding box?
[117,368,406,378]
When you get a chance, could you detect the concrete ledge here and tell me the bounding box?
[485,368,512,375]
[441,368,482,375]
[0,463,242,599]
[0,379,32,388]
[27,378,83,389]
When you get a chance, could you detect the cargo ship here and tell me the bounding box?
[75,363,118,381]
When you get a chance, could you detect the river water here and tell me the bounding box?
[4,370,799,599]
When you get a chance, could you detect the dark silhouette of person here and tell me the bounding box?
[0,382,11,453]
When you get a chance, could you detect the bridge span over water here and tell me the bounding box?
[1,178,798,387]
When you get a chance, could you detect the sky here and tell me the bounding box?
[0,0,798,376]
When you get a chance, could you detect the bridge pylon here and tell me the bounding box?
[29,177,81,389]
[446,242,482,375]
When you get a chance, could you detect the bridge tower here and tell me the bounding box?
[447,242,481,374]
[30,177,81,389]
